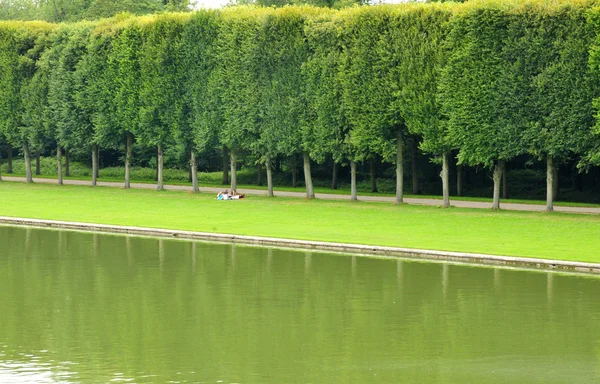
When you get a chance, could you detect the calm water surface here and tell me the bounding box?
[0,226,599,383]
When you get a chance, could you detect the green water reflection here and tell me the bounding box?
[0,226,599,383]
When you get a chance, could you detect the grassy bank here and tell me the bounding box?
[1,181,599,263]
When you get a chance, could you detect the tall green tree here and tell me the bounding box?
[71,22,114,186]
[303,12,355,198]
[257,7,313,197]
[99,18,143,189]
[214,7,266,191]
[387,4,453,206]
[0,22,54,183]
[439,4,527,210]
[340,6,406,203]
[526,2,596,211]
[139,14,190,190]
[183,10,220,193]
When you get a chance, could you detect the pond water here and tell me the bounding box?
[0,225,599,383]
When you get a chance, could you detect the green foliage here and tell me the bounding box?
[2,2,600,193]
[439,4,527,168]
[340,6,401,163]
[213,7,267,153]
[257,7,313,163]
[386,4,453,156]
[138,14,190,150]
[0,0,191,22]
[183,10,220,154]
[302,12,348,163]
[0,22,55,149]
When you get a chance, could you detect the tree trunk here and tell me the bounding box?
[257,162,262,186]
[303,152,315,199]
[266,157,274,197]
[92,144,98,187]
[57,146,63,185]
[125,133,133,189]
[350,160,357,201]
[35,149,41,175]
[157,143,164,191]
[502,164,508,199]
[492,160,504,210]
[155,147,159,181]
[395,130,404,204]
[370,157,378,193]
[230,147,237,191]
[65,150,70,177]
[94,148,99,179]
[546,155,554,212]
[441,153,450,208]
[190,149,198,193]
[457,164,463,197]
[553,167,559,202]
[331,162,338,190]
[222,146,229,184]
[7,146,12,173]
[292,154,297,188]
[24,142,32,183]
[0,149,3,181]
[411,139,420,194]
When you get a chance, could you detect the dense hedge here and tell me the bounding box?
[1,1,600,210]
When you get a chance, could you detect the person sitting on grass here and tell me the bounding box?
[217,190,230,200]
[231,190,245,199]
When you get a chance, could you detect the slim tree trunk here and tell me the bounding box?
[502,165,508,199]
[35,149,41,175]
[0,149,3,181]
[230,147,237,191]
[222,146,229,184]
[331,162,338,190]
[552,167,559,202]
[350,160,357,201]
[266,157,274,197]
[292,154,297,188]
[7,146,12,173]
[57,146,63,185]
[125,133,133,189]
[546,155,554,212]
[24,142,33,183]
[411,139,419,195]
[157,143,164,191]
[190,149,198,193]
[95,148,99,179]
[155,147,159,181]
[395,130,404,204]
[65,150,71,177]
[303,152,314,199]
[92,144,98,187]
[492,160,504,210]
[257,162,262,186]
[370,157,378,193]
[441,153,450,208]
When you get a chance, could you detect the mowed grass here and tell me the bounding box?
[1,181,599,263]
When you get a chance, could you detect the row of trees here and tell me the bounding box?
[1,1,600,210]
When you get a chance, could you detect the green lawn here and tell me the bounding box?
[1,181,599,263]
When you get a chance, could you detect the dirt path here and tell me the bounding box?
[3,176,600,215]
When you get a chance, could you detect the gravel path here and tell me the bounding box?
[3,176,600,215]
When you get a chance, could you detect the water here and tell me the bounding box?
[0,226,599,383]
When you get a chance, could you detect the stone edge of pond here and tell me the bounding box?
[1,215,599,274]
